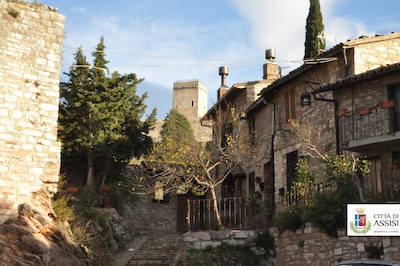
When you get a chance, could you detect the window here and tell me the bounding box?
[284,89,296,122]
[286,151,298,189]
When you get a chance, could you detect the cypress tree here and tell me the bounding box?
[304,0,325,59]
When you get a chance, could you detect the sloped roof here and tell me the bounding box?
[258,32,400,97]
[245,32,400,114]
[315,62,400,92]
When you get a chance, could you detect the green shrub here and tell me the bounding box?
[365,242,383,259]
[304,190,345,238]
[7,8,19,18]
[305,179,359,238]
[52,194,75,222]
[71,220,92,246]
[109,181,138,211]
[254,230,275,256]
[77,186,99,210]
[273,209,304,234]
[82,208,107,228]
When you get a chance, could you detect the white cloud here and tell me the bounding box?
[70,6,86,14]
[57,0,400,119]
[228,0,309,64]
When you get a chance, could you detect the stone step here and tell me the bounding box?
[126,231,183,266]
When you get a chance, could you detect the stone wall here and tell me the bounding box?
[0,1,64,223]
[272,223,400,265]
[351,33,400,75]
[123,194,177,231]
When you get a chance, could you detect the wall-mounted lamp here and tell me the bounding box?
[300,81,340,155]
[300,91,312,107]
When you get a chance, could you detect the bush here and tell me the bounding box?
[71,220,92,246]
[77,186,99,210]
[109,181,138,211]
[273,209,304,234]
[365,242,383,259]
[304,190,345,238]
[52,194,75,222]
[82,208,107,228]
[254,230,275,256]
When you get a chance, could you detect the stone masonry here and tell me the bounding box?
[0,1,64,223]
[272,223,400,265]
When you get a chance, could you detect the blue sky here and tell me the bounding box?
[36,0,400,119]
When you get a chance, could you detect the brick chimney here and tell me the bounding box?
[218,65,229,100]
[263,49,279,81]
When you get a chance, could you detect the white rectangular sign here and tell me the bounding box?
[347,204,400,236]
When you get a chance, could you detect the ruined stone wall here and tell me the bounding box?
[0,0,64,223]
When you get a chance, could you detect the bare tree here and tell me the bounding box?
[125,104,250,229]
[289,119,370,202]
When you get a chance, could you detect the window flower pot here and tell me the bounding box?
[99,186,111,193]
[380,100,395,109]
[338,108,347,116]
[358,107,371,115]
[66,187,78,193]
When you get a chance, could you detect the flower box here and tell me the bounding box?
[358,107,371,115]
[338,108,347,117]
[99,186,111,193]
[66,187,78,193]
[380,100,395,109]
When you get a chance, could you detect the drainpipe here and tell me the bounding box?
[262,98,276,217]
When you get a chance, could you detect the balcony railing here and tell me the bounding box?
[277,182,336,212]
[278,168,400,211]
[339,104,394,148]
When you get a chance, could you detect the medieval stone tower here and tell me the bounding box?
[172,80,211,143]
[0,1,64,223]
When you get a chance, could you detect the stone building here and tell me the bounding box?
[203,32,400,224]
[173,80,211,143]
[250,33,400,212]
[202,32,400,262]
[0,1,64,223]
[316,62,400,201]
[203,50,280,219]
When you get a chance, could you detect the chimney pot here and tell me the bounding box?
[218,66,229,100]
[219,66,229,76]
[263,49,279,80]
[265,49,275,61]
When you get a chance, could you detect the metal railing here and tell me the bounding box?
[278,168,400,210]
[187,197,262,231]
[339,105,394,147]
[277,182,337,212]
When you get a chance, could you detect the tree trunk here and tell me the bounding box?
[353,174,366,202]
[86,148,95,187]
[210,186,224,230]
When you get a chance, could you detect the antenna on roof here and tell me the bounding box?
[318,31,337,54]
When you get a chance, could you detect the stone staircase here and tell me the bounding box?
[125,231,185,266]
